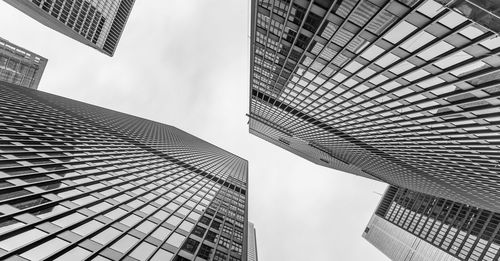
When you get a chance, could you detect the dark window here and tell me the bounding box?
[192,225,206,238]
[197,244,213,259]
[181,238,200,254]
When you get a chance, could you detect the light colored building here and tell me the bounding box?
[4,0,136,56]
[364,185,500,261]
[363,215,460,261]
[0,37,47,89]
[248,222,258,261]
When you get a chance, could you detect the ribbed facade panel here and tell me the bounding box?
[0,82,248,261]
[365,185,500,261]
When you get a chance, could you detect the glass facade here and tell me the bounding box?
[247,222,257,261]
[363,214,460,261]
[4,0,136,56]
[249,0,500,212]
[0,37,47,89]
[0,81,248,261]
[365,185,500,261]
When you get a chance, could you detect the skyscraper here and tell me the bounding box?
[4,0,136,56]
[249,0,500,212]
[363,214,460,261]
[247,222,258,261]
[0,37,47,89]
[0,81,248,261]
[364,185,500,261]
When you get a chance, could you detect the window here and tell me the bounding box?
[136,220,156,234]
[151,226,171,241]
[72,220,104,236]
[130,242,156,260]
[150,249,174,261]
[166,215,182,226]
[384,21,417,44]
[0,229,47,251]
[92,227,121,245]
[53,246,91,260]
[197,244,213,259]
[418,41,454,61]
[218,236,231,249]
[400,31,436,53]
[179,220,194,232]
[53,212,86,227]
[166,232,185,248]
[121,214,142,227]
[110,235,139,253]
[20,238,70,261]
[181,238,200,253]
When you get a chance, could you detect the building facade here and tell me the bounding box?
[0,37,47,89]
[4,0,136,56]
[247,222,258,261]
[0,81,248,261]
[249,0,500,212]
[364,185,500,261]
[363,214,460,261]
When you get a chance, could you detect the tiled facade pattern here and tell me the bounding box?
[363,214,460,261]
[247,222,257,261]
[366,185,500,261]
[249,0,500,212]
[0,37,47,89]
[0,81,248,261]
[4,0,135,56]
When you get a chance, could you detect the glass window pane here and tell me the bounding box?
[110,235,139,253]
[150,249,174,261]
[54,246,91,261]
[92,227,121,245]
[166,232,185,248]
[0,229,47,251]
[130,242,156,260]
[20,238,69,261]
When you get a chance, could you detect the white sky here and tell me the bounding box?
[0,0,389,260]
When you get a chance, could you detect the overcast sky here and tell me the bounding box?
[0,1,389,260]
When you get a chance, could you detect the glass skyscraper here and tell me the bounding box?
[0,37,47,89]
[364,185,500,261]
[0,81,248,261]
[249,0,500,212]
[4,0,136,56]
[247,222,258,261]
[363,214,460,261]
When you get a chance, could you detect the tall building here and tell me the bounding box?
[0,37,47,89]
[0,81,248,261]
[247,222,258,261]
[363,214,460,261]
[364,185,500,261]
[4,0,136,56]
[249,0,500,212]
